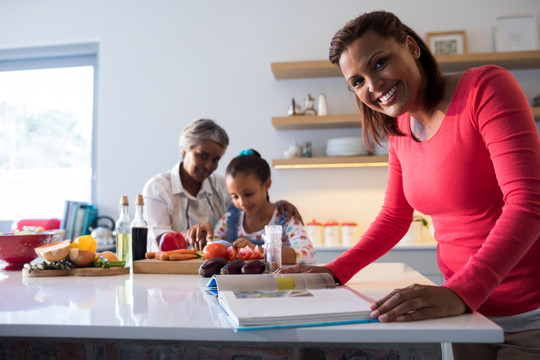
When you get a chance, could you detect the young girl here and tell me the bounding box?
[213,149,316,265]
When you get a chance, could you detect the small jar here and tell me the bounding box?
[306,219,323,247]
[263,225,282,273]
[323,220,341,247]
[341,222,358,247]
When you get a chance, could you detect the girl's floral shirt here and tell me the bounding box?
[213,207,316,264]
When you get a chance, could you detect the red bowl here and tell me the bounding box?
[0,233,54,270]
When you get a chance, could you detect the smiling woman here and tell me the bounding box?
[279,10,540,359]
[0,44,97,223]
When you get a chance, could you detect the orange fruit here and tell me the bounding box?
[71,235,97,253]
[95,251,118,262]
[35,239,71,262]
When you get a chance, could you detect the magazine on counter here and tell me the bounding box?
[205,273,378,331]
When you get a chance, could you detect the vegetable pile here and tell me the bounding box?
[24,235,126,272]
[198,242,266,277]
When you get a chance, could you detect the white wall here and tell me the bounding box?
[1,0,539,232]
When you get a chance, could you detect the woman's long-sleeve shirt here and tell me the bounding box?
[327,66,540,316]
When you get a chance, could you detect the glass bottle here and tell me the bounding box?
[263,225,282,273]
[116,195,132,267]
[131,194,148,262]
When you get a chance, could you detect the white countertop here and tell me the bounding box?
[0,262,503,344]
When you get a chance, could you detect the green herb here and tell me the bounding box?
[93,256,126,268]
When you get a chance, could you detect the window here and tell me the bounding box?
[0,44,98,222]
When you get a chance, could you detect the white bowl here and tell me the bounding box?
[326,137,368,156]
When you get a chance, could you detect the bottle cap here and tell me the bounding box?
[120,195,129,206]
[136,194,144,206]
[263,225,282,246]
[264,225,281,236]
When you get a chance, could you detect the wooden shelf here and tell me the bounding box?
[532,107,540,119]
[272,155,388,169]
[271,50,540,79]
[271,60,340,79]
[272,114,361,130]
[436,51,540,72]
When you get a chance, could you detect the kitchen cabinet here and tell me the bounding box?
[271,50,540,169]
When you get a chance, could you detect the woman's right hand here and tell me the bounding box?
[186,223,214,251]
[276,264,340,283]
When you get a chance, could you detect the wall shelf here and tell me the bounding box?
[532,107,540,119]
[271,50,540,169]
[272,114,361,130]
[271,50,540,79]
[273,155,388,169]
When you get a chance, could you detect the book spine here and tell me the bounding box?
[81,205,97,236]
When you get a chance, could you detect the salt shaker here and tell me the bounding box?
[263,225,282,273]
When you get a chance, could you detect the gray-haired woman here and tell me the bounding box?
[143,119,300,251]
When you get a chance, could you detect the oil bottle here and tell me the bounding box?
[115,195,132,267]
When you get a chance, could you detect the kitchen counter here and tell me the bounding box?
[0,263,502,359]
[317,244,444,284]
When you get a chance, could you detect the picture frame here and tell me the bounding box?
[494,15,539,52]
[426,30,467,55]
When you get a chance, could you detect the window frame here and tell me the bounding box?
[0,43,99,218]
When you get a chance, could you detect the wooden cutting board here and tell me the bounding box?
[23,267,130,277]
[132,258,205,275]
[70,267,130,277]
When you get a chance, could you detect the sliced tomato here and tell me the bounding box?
[237,246,253,261]
[252,245,263,259]
[226,246,237,261]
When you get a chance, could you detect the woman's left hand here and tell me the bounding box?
[370,284,468,322]
[275,200,304,224]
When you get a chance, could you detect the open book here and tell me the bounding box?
[205,273,378,331]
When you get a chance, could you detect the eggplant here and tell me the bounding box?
[220,259,246,275]
[198,257,228,277]
[241,260,266,274]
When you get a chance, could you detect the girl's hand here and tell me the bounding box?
[370,284,468,322]
[232,237,256,249]
[275,200,304,225]
[186,223,213,251]
[276,264,340,283]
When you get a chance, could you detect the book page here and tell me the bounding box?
[206,273,335,296]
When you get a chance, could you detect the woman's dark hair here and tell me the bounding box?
[329,11,444,150]
[226,149,271,200]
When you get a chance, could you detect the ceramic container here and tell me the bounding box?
[341,222,358,247]
[306,219,323,247]
[323,220,340,247]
